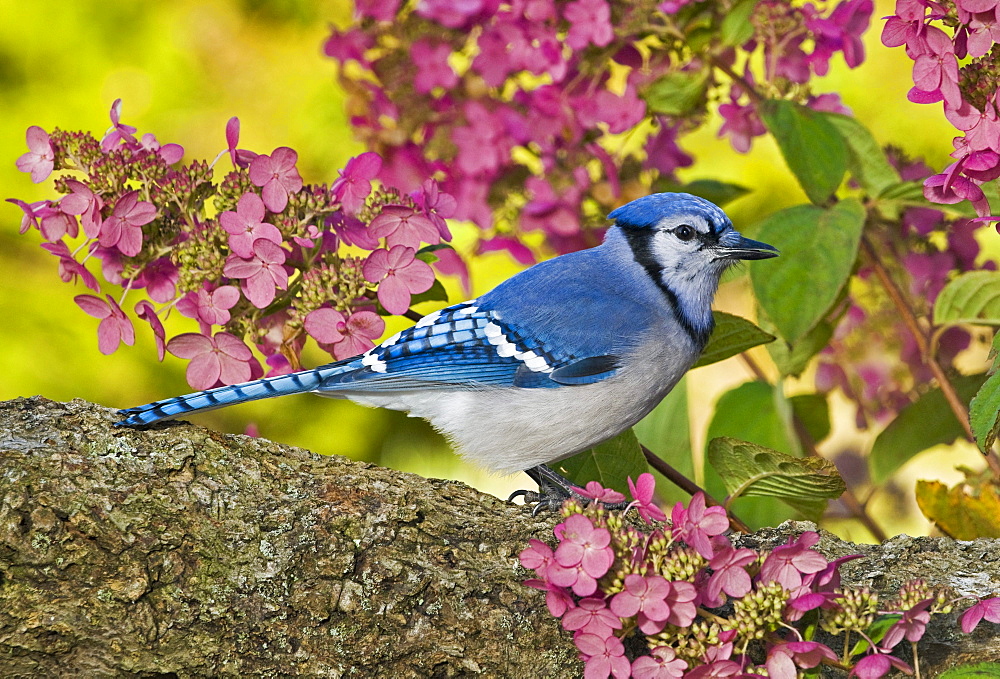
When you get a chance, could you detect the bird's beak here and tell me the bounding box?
[717,233,779,261]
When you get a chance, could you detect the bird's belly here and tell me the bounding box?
[345,346,693,474]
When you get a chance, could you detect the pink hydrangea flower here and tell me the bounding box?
[16,125,54,183]
[177,285,242,330]
[328,211,380,250]
[524,578,576,617]
[101,99,138,152]
[631,646,687,679]
[248,147,303,213]
[225,117,257,169]
[138,257,179,303]
[223,239,289,309]
[610,574,674,630]
[553,514,614,580]
[139,132,184,164]
[355,0,401,20]
[167,331,256,389]
[627,473,666,523]
[6,198,46,234]
[705,546,757,605]
[40,241,98,291]
[135,300,166,361]
[61,179,103,238]
[332,151,382,214]
[304,308,386,360]
[564,0,614,50]
[220,191,283,258]
[882,599,932,649]
[412,179,456,240]
[670,492,729,559]
[561,597,622,638]
[362,245,435,315]
[369,205,440,249]
[759,532,829,590]
[74,294,135,355]
[960,596,1000,633]
[767,641,837,679]
[578,481,626,504]
[849,653,912,679]
[37,203,78,242]
[411,40,459,94]
[99,190,157,257]
[574,633,630,679]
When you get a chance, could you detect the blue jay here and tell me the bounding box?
[117,193,777,506]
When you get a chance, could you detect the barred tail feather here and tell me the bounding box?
[115,362,358,426]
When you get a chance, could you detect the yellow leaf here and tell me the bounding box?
[915,480,1000,540]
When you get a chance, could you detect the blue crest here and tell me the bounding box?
[608,192,731,234]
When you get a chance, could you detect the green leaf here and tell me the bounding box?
[721,0,758,45]
[760,99,848,205]
[821,113,900,196]
[790,393,831,443]
[971,371,1000,453]
[694,312,775,368]
[934,271,1000,328]
[707,437,845,505]
[634,376,693,506]
[938,663,1000,679]
[751,200,865,344]
[644,69,710,117]
[556,428,647,496]
[870,375,986,483]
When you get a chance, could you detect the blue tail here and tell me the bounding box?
[115,361,358,426]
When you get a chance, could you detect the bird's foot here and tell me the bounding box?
[508,464,630,515]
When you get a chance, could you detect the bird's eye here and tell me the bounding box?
[674,224,696,242]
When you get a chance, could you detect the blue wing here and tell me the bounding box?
[321,299,621,393]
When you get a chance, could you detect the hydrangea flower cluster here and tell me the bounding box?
[10,100,455,389]
[816,149,996,428]
[882,0,1000,216]
[326,0,873,258]
[521,476,998,678]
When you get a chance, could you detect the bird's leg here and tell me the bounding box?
[508,464,630,515]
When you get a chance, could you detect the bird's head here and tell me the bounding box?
[609,192,778,289]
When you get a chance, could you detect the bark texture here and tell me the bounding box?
[0,396,999,677]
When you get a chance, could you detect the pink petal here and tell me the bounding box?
[376,275,414,314]
[187,352,222,390]
[167,333,213,359]
[75,294,111,319]
[305,308,347,344]
[261,180,288,213]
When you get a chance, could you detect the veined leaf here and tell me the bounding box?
[761,99,848,205]
[557,428,647,496]
[822,113,900,196]
[934,271,1000,328]
[751,200,865,344]
[694,312,775,368]
[707,437,845,506]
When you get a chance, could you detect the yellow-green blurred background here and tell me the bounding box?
[0,0,988,539]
